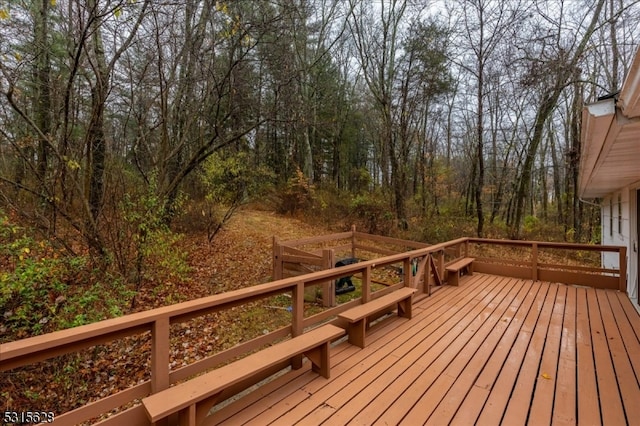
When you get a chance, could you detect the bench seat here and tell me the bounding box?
[142,323,345,426]
[338,287,417,348]
[445,257,474,286]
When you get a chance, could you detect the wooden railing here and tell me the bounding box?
[467,239,627,291]
[0,236,627,425]
[272,227,432,306]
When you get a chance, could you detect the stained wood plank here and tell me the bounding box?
[597,289,640,421]
[215,336,360,425]
[238,278,489,425]
[575,287,601,424]
[528,284,566,425]
[278,275,504,425]
[215,288,461,424]
[472,282,551,425]
[206,276,640,426]
[210,364,313,424]
[551,285,577,426]
[614,291,640,342]
[416,279,532,425]
[339,287,416,322]
[358,280,520,424]
[449,281,542,426]
[369,276,514,426]
[142,324,344,423]
[486,283,558,425]
[587,288,627,425]
[606,291,640,386]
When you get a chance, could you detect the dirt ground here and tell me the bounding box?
[185,209,333,294]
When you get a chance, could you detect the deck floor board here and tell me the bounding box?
[449,280,541,426]
[588,288,627,425]
[205,274,640,426]
[414,278,529,425]
[552,284,577,426]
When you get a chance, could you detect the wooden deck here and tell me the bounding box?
[210,273,640,425]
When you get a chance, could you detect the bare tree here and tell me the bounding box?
[450,0,527,237]
[509,0,606,238]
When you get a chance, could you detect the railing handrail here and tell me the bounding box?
[3,236,625,368]
[467,237,623,252]
[0,278,296,366]
[277,231,353,247]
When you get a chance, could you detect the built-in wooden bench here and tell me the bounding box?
[338,287,417,348]
[446,257,474,286]
[142,323,345,426]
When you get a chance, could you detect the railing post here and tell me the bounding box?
[438,250,445,280]
[151,317,170,394]
[351,224,357,259]
[291,282,305,369]
[532,243,538,281]
[292,282,304,337]
[272,236,283,281]
[321,249,335,307]
[620,246,627,292]
[362,265,371,303]
[403,257,412,288]
[464,240,469,258]
[426,254,432,295]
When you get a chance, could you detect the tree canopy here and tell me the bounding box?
[1,0,639,252]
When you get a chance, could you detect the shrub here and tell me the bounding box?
[349,191,394,235]
[277,168,314,215]
[523,215,540,233]
[199,151,274,241]
[0,211,133,341]
[114,188,191,307]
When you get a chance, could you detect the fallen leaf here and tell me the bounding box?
[541,373,552,380]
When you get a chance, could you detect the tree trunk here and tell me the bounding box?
[85,1,109,252]
[509,0,605,238]
[476,68,485,237]
[34,0,51,191]
[549,122,564,225]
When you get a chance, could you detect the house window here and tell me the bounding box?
[610,198,613,237]
[618,194,622,234]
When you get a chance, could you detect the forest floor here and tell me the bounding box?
[168,208,333,303]
[2,209,338,418]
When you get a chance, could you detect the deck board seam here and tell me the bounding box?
[367,275,517,425]
[419,278,535,425]
[212,277,640,426]
[291,274,507,425]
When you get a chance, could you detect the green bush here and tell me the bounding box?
[115,187,191,305]
[199,151,274,240]
[309,185,352,228]
[523,215,540,233]
[0,211,133,341]
[349,191,394,235]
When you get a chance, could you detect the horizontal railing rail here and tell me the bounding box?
[467,238,626,291]
[0,236,627,425]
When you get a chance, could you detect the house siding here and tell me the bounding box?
[601,186,639,306]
